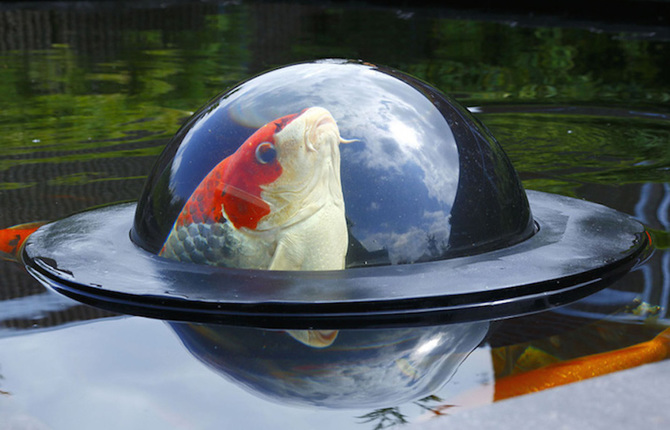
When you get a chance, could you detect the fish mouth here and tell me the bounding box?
[307,109,355,144]
[314,115,336,130]
[302,107,340,151]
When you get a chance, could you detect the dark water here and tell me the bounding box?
[0,1,669,428]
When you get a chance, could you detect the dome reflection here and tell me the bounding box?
[169,322,488,408]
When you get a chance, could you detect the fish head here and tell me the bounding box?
[175,111,302,231]
[259,107,346,227]
[186,107,345,232]
[272,107,342,188]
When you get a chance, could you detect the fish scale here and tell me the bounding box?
[161,220,259,268]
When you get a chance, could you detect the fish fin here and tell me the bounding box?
[268,237,302,270]
[286,330,338,348]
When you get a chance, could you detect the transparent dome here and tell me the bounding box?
[131,59,535,270]
[169,321,488,408]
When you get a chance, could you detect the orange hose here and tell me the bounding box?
[494,326,670,401]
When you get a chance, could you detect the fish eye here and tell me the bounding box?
[255,142,277,164]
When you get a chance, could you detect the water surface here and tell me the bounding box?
[0,2,669,428]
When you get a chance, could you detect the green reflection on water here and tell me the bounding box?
[0,2,668,194]
[648,227,670,250]
[0,6,251,181]
[406,24,669,106]
[483,111,670,194]
[0,4,668,428]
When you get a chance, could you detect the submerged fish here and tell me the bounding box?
[285,329,339,349]
[0,222,45,261]
[160,106,349,271]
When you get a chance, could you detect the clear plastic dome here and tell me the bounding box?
[131,59,535,270]
[169,321,488,408]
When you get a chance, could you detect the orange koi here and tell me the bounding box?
[0,222,46,261]
[494,326,670,401]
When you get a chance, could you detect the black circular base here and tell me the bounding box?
[23,191,650,329]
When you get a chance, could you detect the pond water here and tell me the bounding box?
[0,1,669,429]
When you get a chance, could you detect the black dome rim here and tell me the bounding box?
[22,191,650,329]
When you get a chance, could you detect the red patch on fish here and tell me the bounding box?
[175,112,301,230]
[0,222,45,259]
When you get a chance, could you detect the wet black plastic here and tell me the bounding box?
[131,60,535,267]
[22,191,650,329]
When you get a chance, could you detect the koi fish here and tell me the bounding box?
[160,107,351,348]
[0,222,46,261]
[160,106,349,272]
[493,326,670,401]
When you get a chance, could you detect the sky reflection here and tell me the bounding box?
[159,61,461,264]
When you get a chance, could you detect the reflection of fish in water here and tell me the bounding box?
[160,106,350,272]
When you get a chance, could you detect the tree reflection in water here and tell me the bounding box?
[358,395,451,429]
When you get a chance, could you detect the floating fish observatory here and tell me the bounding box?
[22,60,649,328]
